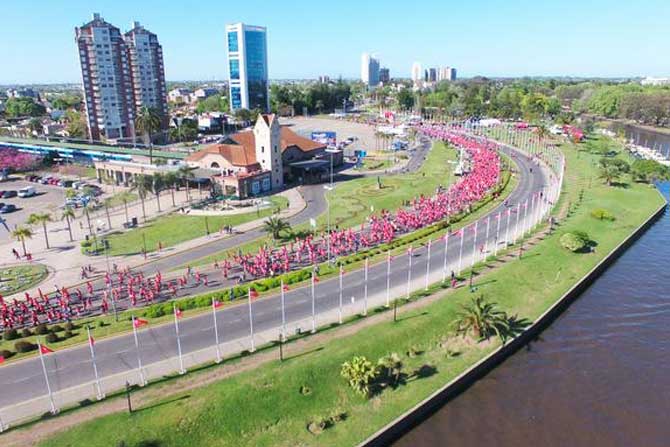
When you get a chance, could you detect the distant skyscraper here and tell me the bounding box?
[361,53,380,86]
[75,14,168,141]
[411,62,423,85]
[226,23,269,112]
[425,68,438,83]
[379,67,390,84]
[124,22,168,132]
[448,67,457,81]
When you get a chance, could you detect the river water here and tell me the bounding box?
[394,183,670,447]
[606,121,670,158]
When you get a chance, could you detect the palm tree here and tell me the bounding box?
[135,106,162,164]
[263,217,291,240]
[27,212,53,249]
[151,173,165,212]
[340,356,379,397]
[598,164,621,186]
[12,226,33,256]
[453,295,511,343]
[130,175,152,221]
[536,123,549,140]
[103,197,113,229]
[163,172,178,207]
[177,165,195,202]
[61,206,76,242]
[116,191,135,224]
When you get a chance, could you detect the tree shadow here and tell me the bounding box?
[136,394,190,413]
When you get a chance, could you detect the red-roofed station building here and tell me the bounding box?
[186,114,342,198]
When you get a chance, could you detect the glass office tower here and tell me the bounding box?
[226,23,269,112]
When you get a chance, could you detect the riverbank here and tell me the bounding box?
[8,137,665,447]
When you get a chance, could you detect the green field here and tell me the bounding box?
[0,264,48,296]
[187,142,456,267]
[98,196,288,256]
[36,136,666,447]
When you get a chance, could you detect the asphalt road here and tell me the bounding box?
[0,139,551,418]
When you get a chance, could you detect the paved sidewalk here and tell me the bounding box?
[0,187,306,299]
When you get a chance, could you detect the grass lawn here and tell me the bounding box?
[36,136,665,447]
[0,264,48,297]
[99,196,288,256]
[187,142,456,268]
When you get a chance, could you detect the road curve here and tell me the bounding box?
[0,138,551,424]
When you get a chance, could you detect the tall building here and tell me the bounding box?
[226,23,269,112]
[411,62,423,85]
[361,53,380,86]
[379,67,390,84]
[75,14,168,141]
[124,22,168,133]
[76,14,134,141]
[425,68,438,83]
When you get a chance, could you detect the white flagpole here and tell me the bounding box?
[523,200,529,236]
[494,212,501,257]
[247,289,256,352]
[484,216,491,258]
[131,316,146,386]
[471,222,478,268]
[338,266,343,324]
[385,251,391,307]
[505,208,512,246]
[363,258,369,316]
[86,326,104,400]
[457,230,465,275]
[441,233,449,283]
[280,279,287,337]
[173,303,186,375]
[310,271,317,333]
[514,203,521,244]
[212,298,222,364]
[424,239,431,290]
[38,341,57,414]
[406,246,413,299]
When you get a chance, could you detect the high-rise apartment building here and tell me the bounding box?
[425,68,438,83]
[124,22,168,132]
[361,53,380,86]
[411,62,423,85]
[226,23,269,112]
[379,67,390,84]
[438,66,458,81]
[75,14,168,141]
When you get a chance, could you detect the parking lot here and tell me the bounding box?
[281,116,378,156]
[0,178,67,243]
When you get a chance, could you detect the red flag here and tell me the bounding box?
[133,318,148,329]
[89,335,95,346]
[282,284,290,292]
[313,275,320,283]
[40,344,54,355]
[0,355,4,364]
[175,308,183,319]
[213,300,223,308]
[249,289,259,299]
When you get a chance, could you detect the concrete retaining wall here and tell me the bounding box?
[360,192,668,447]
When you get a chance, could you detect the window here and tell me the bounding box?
[229,59,240,80]
[261,146,264,153]
[227,31,238,52]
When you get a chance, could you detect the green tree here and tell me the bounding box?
[262,216,291,240]
[11,226,33,256]
[195,94,229,114]
[177,165,195,202]
[135,106,162,164]
[116,191,135,224]
[64,110,87,139]
[26,212,53,249]
[5,97,46,118]
[163,172,178,207]
[151,173,166,212]
[61,206,76,242]
[377,353,404,388]
[453,296,512,342]
[28,118,42,135]
[131,175,152,221]
[340,356,379,397]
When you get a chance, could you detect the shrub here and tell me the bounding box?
[45,332,59,343]
[35,323,49,335]
[14,340,36,353]
[0,349,13,359]
[50,324,64,333]
[21,328,33,338]
[591,208,615,221]
[64,322,75,331]
[3,328,19,341]
[64,330,73,339]
[560,233,587,252]
[340,356,379,397]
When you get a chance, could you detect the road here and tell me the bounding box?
[0,138,553,425]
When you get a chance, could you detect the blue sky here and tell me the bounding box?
[1,0,669,84]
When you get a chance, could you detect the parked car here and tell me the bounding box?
[29,175,42,183]
[72,181,86,190]
[58,179,74,187]
[2,190,17,198]
[18,186,37,198]
[48,177,60,185]
[0,204,17,213]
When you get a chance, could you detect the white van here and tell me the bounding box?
[18,186,37,198]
